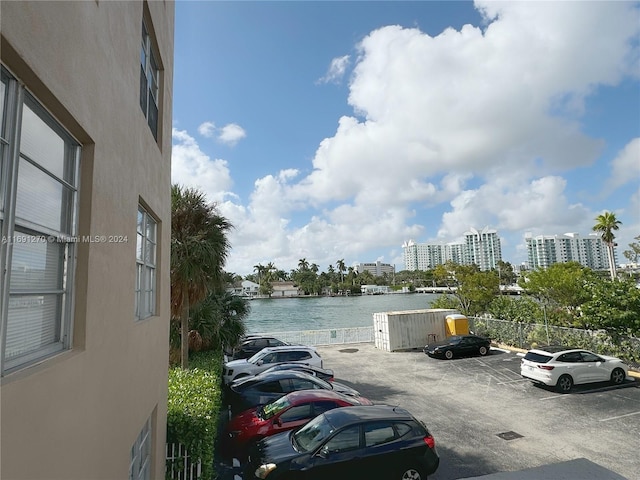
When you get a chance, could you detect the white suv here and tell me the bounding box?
[520,346,628,393]
[222,345,323,384]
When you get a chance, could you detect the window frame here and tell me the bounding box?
[140,16,160,140]
[135,204,157,320]
[129,416,152,480]
[0,66,80,376]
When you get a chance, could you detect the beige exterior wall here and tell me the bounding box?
[1,1,174,479]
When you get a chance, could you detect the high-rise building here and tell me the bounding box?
[402,227,502,271]
[356,261,395,276]
[464,227,503,271]
[1,2,174,478]
[525,232,615,270]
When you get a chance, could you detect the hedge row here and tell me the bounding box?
[166,350,224,480]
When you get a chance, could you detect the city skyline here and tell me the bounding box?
[171,1,640,276]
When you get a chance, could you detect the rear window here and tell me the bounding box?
[524,351,553,363]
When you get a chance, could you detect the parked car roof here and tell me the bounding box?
[320,404,413,425]
[230,369,330,389]
[261,363,334,379]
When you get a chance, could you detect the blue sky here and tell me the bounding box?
[171,1,640,277]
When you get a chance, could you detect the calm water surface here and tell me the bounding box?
[244,293,439,333]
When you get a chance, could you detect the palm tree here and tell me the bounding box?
[593,211,622,281]
[253,264,266,288]
[298,258,309,271]
[189,291,249,352]
[336,259,346,283]
[171,185,232,368]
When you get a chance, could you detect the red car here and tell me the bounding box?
[223,389,373,458]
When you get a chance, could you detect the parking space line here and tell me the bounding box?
[473,358,522,384]
[599,410,640,422]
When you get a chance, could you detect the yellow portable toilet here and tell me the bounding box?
[445,313,469,336]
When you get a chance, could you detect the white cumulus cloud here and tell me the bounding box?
[171,128,233,204]
[218,123,247,146]
[173,1,639,275]
[317,55,351,84]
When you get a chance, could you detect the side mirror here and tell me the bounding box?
[272,417,282,427]
[316,446,329,459]
[257,359,263,366]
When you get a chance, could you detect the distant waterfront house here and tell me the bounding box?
[1,2,174,479]
[242,280,260,298]
[272,281,302,297]
[361,285,391,295]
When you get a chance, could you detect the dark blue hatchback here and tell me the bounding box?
[245,405,439,480]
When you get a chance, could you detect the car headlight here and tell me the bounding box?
[255,463,277,479]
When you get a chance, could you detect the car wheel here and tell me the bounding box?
[444,350,454,360]
[400,465,424,480]
[610,368,626,385]
[556,374,573,393]
[479,346,488,356]
[234,373,249,381]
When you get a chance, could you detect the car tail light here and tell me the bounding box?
[423,435,435,449]
[538,365,554,370]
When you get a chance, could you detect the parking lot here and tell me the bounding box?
[313,343,639,479]
[217,342,639,479]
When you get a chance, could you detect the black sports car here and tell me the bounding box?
[423,334,491,360]
[245,405,439,480]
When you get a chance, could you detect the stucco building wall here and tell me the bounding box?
[1,1,174,478]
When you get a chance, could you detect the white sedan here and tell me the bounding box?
[521,347,629,393]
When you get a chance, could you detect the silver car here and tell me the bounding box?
[223,345,323,384]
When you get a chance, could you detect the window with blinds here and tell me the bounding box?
[0,66,80,375]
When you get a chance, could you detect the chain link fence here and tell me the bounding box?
[468,316,640,367]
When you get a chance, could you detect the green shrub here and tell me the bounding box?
[166,350,223,480]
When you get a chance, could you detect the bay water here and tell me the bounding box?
[244,293,440,333]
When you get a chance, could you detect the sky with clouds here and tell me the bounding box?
[172,1,640,277]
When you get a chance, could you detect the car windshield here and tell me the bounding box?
[313,377,332,389]
[292,414,336,452]
[247,350,268,364]
[260,396,291,420]
[524,352,553,363]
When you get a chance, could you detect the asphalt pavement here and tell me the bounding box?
[316,343,639,480]
[216,343,640,479]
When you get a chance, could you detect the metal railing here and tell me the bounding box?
[165,443,202,480]
[252,326,375,346]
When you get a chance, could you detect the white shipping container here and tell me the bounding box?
[373,309,459,352]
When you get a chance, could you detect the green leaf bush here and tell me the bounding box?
[166,350,223,480]
[470,317,639,367]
